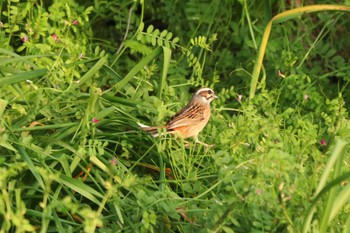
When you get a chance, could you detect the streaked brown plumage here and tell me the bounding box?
[139,87,218,146]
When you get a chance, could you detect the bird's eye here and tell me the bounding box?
[208,90,212,94]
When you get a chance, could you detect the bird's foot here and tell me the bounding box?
[195,139,215,149]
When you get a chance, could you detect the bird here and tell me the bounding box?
[138,87,218,147]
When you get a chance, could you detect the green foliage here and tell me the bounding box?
[1,0,350,232]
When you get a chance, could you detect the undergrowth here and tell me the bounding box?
[0,0,350,232]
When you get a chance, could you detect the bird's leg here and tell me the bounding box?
[194,136,215,148]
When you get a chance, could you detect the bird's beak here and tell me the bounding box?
[214,95,218,99]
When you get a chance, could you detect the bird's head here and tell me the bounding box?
[194,87,218,105]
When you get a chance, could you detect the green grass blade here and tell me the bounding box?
[101,64,122,81]
[249,4,350,99]
[302,139,348,233]
[0,54,54,67]
[319,139,347,232]
[0,98,8,116]
[314,139,347,197]
[12,122,77,132]
[96,106,115,118]
[26,209,80,226]
[15,145,45,189]
[243,0,257,49]
[273,5,350,24]
[90,156,109,174]
[50,125,79,141]
[344,214,350,233]
[158,46,171,99]
[58,174,104,205]
[0,68,47,87]
[302,172,350,233]
[114,47,162,90]
[329,183,350,223]
[249,19,272,99]
[52,210,65,233]
[72,55,108,88]
[101,94,138,107]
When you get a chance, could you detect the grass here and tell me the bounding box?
[1,0,350,232]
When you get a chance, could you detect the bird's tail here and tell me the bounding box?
[137,123,166,137]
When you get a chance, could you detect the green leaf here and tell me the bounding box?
[166,32,173,40]
[172,37,179,44]
[160,30,168,38]
[146,25,154,34]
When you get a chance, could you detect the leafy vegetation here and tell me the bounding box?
[1,0,350,232]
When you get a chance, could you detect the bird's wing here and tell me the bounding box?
[166,103,205,130]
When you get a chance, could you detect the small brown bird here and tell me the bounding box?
[138,87,218,146]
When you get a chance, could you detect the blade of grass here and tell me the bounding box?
[0,68,47,87]
[101,64,122,81]
[344,214,350,233]
[26,209,80,226]
[243,0,257,49]
[314,139,347,197]
[52,139,86,172]
[96,106,116,119]
[114,202,124,224]
[52,210,65,233]
[12,122,77,132]
[58,174,104,205]
[0,54,54,67]
[14,144,45,189]
[71,55,108,88]
[90,156,109,174]
[0,48,38,68]
[114,47,162,91]
[158,46,171,99]
[302,139,348,233]
[50,125,80,141]
[101,95,138,107]
[302,172,350,233]
[328,183,350,223]
[0,98,8,116]
[319,139,347,232]
[249,4,350,99]
[296,16,337,69]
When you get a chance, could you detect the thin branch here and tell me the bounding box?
[116,7,133,55]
